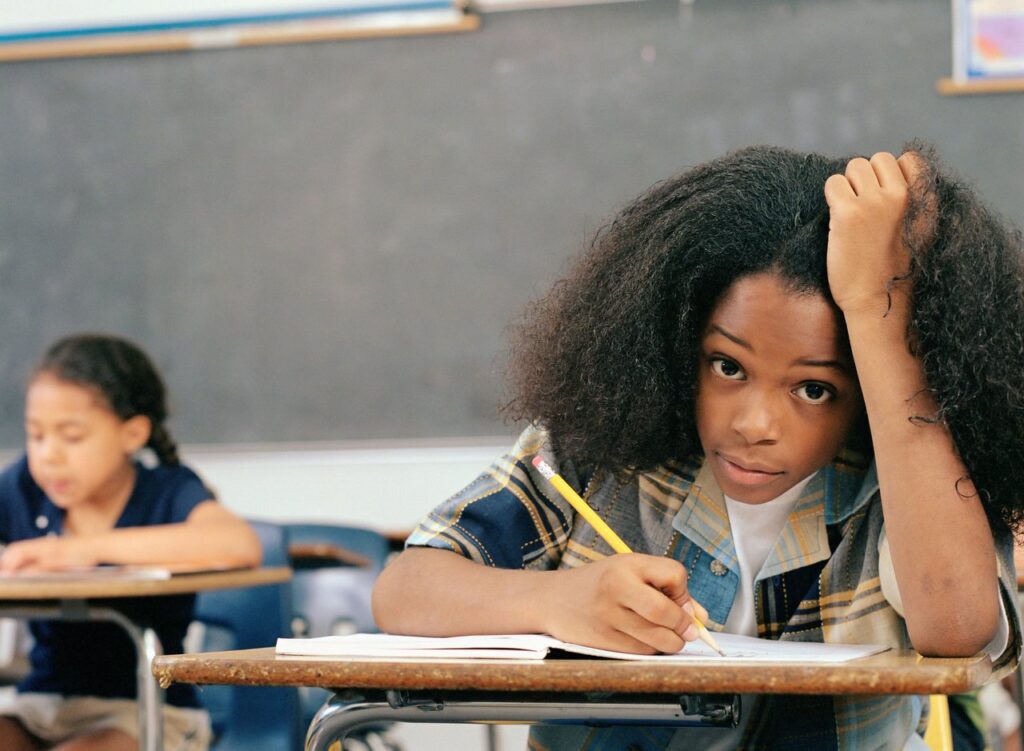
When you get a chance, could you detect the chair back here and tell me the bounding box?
[286,523,392,734]
[193,520,302,751]
[287,522,390,639]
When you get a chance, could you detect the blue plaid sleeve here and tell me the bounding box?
[405,426,579,571]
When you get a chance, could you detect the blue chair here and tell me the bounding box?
[286,523,390,640]
[285,523,399,750]
[286,522,391,570]
[193,520,303,751]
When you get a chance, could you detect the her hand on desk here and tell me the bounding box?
[0,504,262,574]
[0,535,96,573]
[540,554,709,655]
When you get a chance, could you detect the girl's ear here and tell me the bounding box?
[120,415,152,454]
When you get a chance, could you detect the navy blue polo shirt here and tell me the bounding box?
[0,456,212,708]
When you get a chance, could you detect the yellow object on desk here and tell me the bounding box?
[531,455,724,657]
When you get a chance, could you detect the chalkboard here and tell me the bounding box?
[1,0,1022,447]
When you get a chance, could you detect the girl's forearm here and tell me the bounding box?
[845,311,999,655]
[81,514,262,568]
[372,547,554,636]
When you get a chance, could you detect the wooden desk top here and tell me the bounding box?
[0,566,291,600]
[153,647,991,696]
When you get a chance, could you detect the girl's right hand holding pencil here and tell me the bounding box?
[537,553,711,655]
[373,546,711,656]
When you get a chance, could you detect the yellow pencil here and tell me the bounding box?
[531,454,725,657]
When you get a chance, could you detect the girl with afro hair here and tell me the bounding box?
[374,144,1024,749]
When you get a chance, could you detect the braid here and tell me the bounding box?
[147,423,180,466]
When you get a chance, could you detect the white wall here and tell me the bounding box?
[181,437,512,531]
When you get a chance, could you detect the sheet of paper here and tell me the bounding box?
[275,632,890,663]
[561,632,889,662]
[276,633,555,659]
[0,565,173,581]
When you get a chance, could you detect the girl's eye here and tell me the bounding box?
[710,357,745,380]
[794,383,834,404]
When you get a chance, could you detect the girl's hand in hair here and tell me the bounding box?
[823,151,926,322]
[539,553,709,654]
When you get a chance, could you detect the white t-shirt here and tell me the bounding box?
[723,475,814,636]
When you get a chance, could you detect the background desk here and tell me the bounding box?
[0,567,291,751]
[153,647,992,750]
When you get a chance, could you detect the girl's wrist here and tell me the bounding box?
[840,285,911,322]
[842,303,912,347]
[71,534,103,567]
[530,570,569,636]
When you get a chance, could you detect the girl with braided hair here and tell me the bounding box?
[0,332,261,751]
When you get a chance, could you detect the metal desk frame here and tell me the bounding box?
[0,567,291,751]
[306,688,740,750]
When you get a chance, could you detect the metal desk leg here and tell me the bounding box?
[91,607,165,751]
[1,603,166,751]
[305,690,740,751]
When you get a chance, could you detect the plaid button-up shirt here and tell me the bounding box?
[407,425,1020,750]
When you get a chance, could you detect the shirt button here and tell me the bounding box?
[35,515,48,529]
[710,560,728,576]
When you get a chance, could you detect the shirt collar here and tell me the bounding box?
[669,450,873,578]
[823,451,877,524]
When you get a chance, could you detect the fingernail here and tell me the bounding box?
[682,601,695,615]
[683,624,699,641]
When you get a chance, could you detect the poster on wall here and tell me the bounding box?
[953,0,1024,81]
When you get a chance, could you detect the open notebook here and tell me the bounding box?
[275,632,890,663]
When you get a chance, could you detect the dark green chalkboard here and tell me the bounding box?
[1,0,1022,446]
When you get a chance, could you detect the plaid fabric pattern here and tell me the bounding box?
[407,425,1020,750]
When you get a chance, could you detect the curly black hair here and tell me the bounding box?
[503,143,1024,532]
[33,333,181,465]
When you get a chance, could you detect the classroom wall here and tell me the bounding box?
[185,438,509,529]
[2,0,1023,459]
